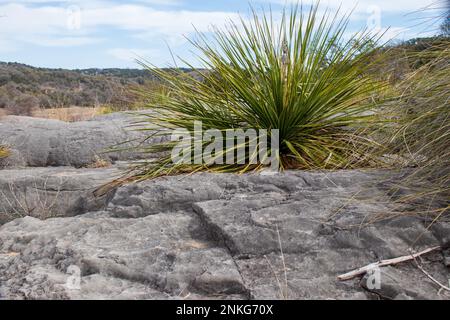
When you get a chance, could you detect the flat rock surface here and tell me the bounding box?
[1,168,449,300]
[0,112,160,168]
[0,166,121,225]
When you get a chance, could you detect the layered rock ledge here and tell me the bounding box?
[1,167,449,300]
[0,112,159,168]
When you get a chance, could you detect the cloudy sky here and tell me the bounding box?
[0,0,444,69]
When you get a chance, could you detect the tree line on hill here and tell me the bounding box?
[0,62,194,115]
[0,35,448,116]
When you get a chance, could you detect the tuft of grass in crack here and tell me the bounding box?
[0,145,10,159]
[97,3,388,193]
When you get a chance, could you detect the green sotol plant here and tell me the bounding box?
[102,3,388,188]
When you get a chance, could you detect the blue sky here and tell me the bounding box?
[0,0,445,69]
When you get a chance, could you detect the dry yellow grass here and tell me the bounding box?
[0,145,10,159]
[0,109,8,119]
[87,155,112,168]
[31,106,108,122]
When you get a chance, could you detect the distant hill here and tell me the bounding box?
[1,36,448,116]
[0,62,194,115]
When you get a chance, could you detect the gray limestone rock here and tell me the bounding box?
[0,167,120,224]
[0,113,162,168]
[1,169,448,300]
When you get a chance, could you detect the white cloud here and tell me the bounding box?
[135,0,182,5]
[0,37,17,53]
[79,5,240,34]
[264,0,436,13]
[0,0,441,68]
[0,0,180,4]
[0,1,436,52]
[0,2,240,52]
[107,48,161,61]
[25,36,101,47]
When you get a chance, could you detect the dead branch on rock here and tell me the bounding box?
[337,246,441,281]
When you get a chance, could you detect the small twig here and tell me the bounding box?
[337,246,441,281]
[411,251,450,293]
